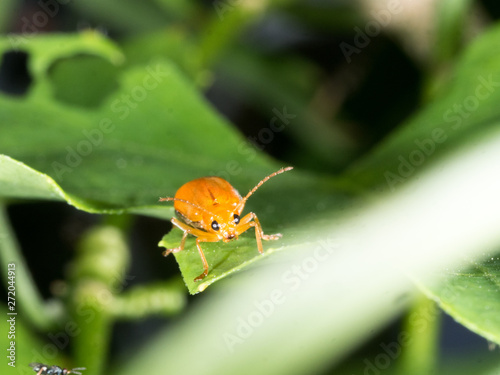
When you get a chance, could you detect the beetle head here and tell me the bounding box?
[207,208,242,241]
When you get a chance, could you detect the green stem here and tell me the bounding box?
[397,295,441,375]
[0,203,57,330]
[111,280,186,320]
[71,280,112,375]
[70,225,130,375]
[69,225,187,373]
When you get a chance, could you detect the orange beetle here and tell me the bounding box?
[160,166,293,281]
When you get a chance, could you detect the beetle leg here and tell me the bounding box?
[162,218,190,256]
[194,238,210,281]
[166,218,216,254]
[237,212,282,254]
[163,233,188,257]
[168,218,221,281]
[192,233,223,281]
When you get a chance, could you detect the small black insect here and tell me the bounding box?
[29,363,86,375]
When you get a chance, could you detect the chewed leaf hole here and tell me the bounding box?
[48,54,120,109]
[0,51,32,96]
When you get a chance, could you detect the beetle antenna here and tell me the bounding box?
[237,166,293,210]
[159,197,223,220]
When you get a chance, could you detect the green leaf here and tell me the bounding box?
[115,128,500,375]
[3,14,500,375]
[0,155,67,202]
[340,22,500,350]
[344,23,500,191]
[120,29,200,81]
[340,22,500,348]
[0,0,16,33]
[0,33,265,208]
[159,228,286,294]
[419,255,500,345]
[433,0,475,64]
[150,0,198,20]
[68,0,170,34]
[49,54,120,108]
[0,32,350,293]
[0,30,124,97]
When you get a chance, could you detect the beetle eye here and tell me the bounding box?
[211,220,220,231]
[233,214,240,224]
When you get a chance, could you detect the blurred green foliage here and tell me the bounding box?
[2,1,500,375]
